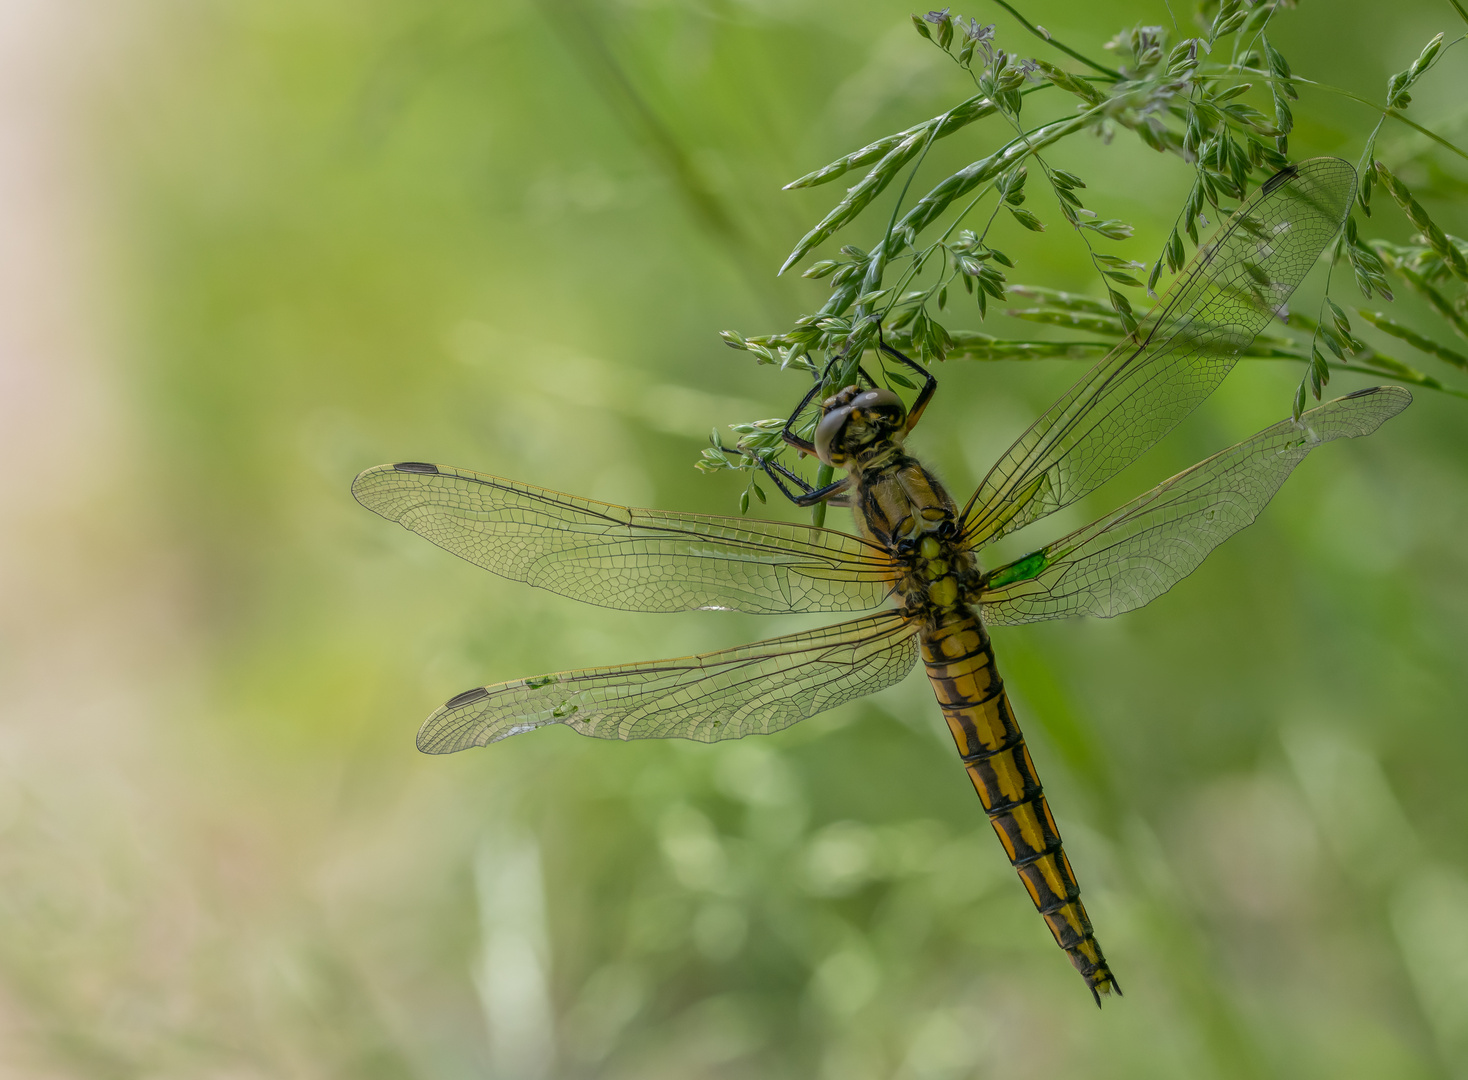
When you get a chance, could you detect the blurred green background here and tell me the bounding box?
[4,0,1468,1076]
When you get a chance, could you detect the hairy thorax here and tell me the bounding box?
[813,382,981,619]
[844,442,981,619]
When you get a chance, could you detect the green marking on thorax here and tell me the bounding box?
[986,550,1050,589]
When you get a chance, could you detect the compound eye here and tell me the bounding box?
[853,387,906,422]
[813,404,854,467]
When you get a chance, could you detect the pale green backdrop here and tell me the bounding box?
[3,1,1467,1077]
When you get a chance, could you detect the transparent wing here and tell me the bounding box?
[979,386,1410,625]
[353,462,897,614]
[960,157,1357,549]
[417,611,919,752]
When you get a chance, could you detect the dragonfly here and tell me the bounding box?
[354,158,1409,1005]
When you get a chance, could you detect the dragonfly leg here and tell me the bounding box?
[879,341,938,436]
[760,456,851,507]
[780,379,824,456]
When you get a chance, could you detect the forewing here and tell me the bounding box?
[417,611,920,752]
[980,386,1410,625]
[961,157,1357,549]
[353,462,896,614]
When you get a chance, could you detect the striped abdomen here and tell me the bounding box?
[921,608,1120,1004]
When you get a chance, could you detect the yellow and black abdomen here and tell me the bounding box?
[920,608,1120,1003]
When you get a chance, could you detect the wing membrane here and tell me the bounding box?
[353,462,896,614]
[417,611,919,752]
[961,157,1357,549]
[980,386,1411,625]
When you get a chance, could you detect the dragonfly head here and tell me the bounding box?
[814,386,906,467]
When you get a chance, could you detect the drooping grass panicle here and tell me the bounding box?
[711,5,1468,515]
[1373,161,1468,282]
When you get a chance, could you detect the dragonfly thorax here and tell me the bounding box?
[813,385,906,467]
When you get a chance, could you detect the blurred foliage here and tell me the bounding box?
[3,0,1468,1078]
